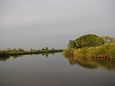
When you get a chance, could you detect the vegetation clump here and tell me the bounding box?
[68,34,105,48]
[65,34,115,60]
[65,43,115,59]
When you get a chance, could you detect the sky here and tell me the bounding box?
[0,0,115,49]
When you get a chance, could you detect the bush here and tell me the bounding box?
[74,34,104,48]
[67,34,105,48]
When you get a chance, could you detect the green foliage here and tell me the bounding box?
[67,34,105,48]
[68,40,76,48]
[42,48,45,51]
[0,48,63,59]
[46,46,48,50]
[63,48,74,57]
[18,48,24,52]
[11,49,18,53]
[74,34,104,48]
[64,43,115,59]
[103,36,115,43]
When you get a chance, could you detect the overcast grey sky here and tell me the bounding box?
[0,0,115,49]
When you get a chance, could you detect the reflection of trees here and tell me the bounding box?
[65,55,97,69]
[42,53,48,57]
[64,53,115,71]
[95,59,115,71]
[0,56,10,61]
[77,61,97,69]
[0,55,21,61]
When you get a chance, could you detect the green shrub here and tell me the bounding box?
[74,34,104,48]
[67,34,105,48]
[64,43,115,59]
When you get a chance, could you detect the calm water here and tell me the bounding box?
[0,53,115,86]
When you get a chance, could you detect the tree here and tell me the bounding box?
[45,46,48,51]
[18,48,24,52]
[69,34,104,48]
[76,34,104,47]
[68,40,76,48]
[42,48,45,51]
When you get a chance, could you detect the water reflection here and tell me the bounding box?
[1,52,115,71]
[64,53,115,71]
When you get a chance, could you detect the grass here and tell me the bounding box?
[63,43,115,70]
[64,43,115,59]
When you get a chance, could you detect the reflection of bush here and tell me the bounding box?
[64,53,115,71]
[64,43,115,71]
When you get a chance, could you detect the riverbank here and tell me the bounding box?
[64,43,115,60]
[0,48,63,57]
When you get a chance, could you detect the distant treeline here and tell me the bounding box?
[0,47,63,58]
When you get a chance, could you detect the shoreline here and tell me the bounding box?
[0,49,63,57]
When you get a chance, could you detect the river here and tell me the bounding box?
[0,53,115,86]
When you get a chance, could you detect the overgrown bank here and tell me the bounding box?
[64,43,115,59]
[64,34,115,60]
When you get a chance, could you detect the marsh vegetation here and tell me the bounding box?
[64,34,115,62]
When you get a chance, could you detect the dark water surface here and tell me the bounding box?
[0,53,115,86]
